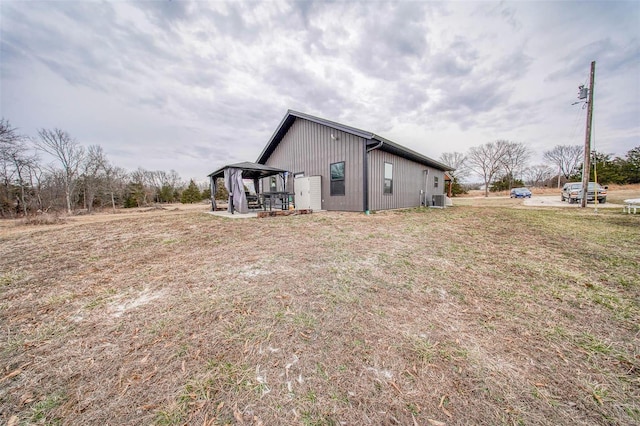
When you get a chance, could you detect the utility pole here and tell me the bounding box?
[580,61,596,208]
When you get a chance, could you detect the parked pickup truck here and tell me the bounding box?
[561,182,607,204]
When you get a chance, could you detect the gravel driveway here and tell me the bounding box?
[523,195,621,208]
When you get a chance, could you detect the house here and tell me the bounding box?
[254,110,452,212]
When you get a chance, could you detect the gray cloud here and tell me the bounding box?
[1,0,638,182]
[494,51,533,80]
[431,55,474,78]
[346,2,432,80]
[134,0,192,30]
[481,2,522,31]
[546,36,640,84]
[2,1,182,97]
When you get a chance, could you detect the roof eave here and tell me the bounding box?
[370,135,453,171]
[208,162,288,180]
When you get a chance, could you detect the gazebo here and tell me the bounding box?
[208,162,289,213]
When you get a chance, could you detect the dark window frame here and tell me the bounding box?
[383,162,393,195]
[434,176,439,189]
[330,161,345,196]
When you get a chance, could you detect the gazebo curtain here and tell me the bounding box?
[223,167,248,214]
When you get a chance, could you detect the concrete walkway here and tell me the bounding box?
[207,211,258,219]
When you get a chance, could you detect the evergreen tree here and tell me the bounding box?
[491,174,524,192]
[158,184,176,203]
[590,152,624,184]
[123,182,145,208]
[214,179,229,200]
[449,176,467,196]
[572,151,626,185]
[201,187,211,200]
[623,146,640,184]
[180,179,201,204]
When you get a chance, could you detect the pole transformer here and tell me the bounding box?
[580,61,595,208]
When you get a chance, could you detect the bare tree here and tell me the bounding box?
[81,145,108,212]
[35,129,85,214]
[156,169,183,203]
[28,162,46,212]
[0,118,20,153]
[129,168,155,206]
[104,164,128,211]
[7,147,39,216]
[1,119,40,216]
[439,152,469,182]
[145,170,163,202]
[523,165,554,187]
[497,140,530,190]
[543,145,583,184]
[1,119,21,216]
[0,155,14,216]
[467,141,507,197]
[130,168,185,204]
[50,170,67,209]
[166,170,183,191]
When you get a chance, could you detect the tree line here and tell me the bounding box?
[440,141,640,197]
[0,119,210,218]
[5,117,638,211]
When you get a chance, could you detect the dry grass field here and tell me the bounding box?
[1,194,639,425]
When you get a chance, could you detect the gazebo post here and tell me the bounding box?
[210,177,217,211]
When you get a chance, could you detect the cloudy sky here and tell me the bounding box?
[1,0,639,183]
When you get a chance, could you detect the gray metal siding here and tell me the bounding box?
[428,169,446,204]
[262,118,365,211]
[368,150,445,211]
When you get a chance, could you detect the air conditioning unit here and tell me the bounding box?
[432,194,445,208]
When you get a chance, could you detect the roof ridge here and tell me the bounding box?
[256,110,453,171]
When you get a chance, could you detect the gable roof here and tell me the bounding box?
[256,110,453,171]
[208,161,288,180]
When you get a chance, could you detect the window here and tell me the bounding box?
[384,162,393,194]
[434,176,439,189]
[269,176,277,192]
[330,161,345,196]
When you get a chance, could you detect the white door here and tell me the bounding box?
[295,177,311,209]
[295,176,322,210]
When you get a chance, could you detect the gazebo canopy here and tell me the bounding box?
[208,161,288,180]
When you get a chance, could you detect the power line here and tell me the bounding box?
[568,74,590,144]
[568,98,585,143]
